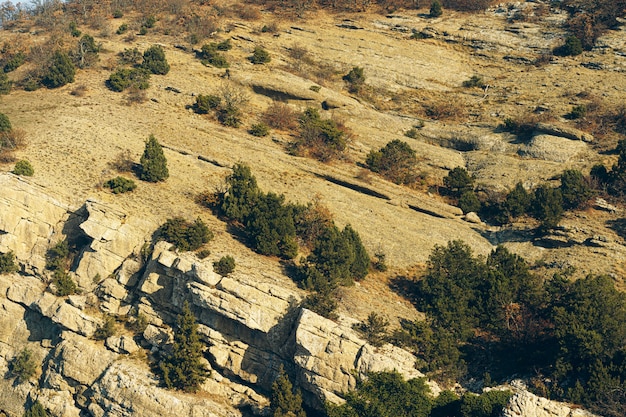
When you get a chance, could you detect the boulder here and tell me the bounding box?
[519,134,588,162]
[535,122,594,142]
[503,386,599,417]
[38,388,81,417]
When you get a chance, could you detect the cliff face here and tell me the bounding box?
[0,175,600,417]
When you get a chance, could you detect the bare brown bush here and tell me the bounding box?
[0,128,27,163]
[109,149,134,173]
[70,84,87,96]
[424,97,468,121]
[263,101,298,130]
[126,87,148,105]
[238,5,262,21]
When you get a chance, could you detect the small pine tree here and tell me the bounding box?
[532,184,564,230]
[430,0,443,18]
[139,135,168,182]
[159,301,209,392]
[0,112,12,132]
[10,348,37,383]
[42,51,75,89]
[142,45,170,75]
[54,270,77,296]
[24,400,47,417]
[270,366,306,417]
[0,251,18,274]
[13,160,34,176]
[213,255,236,276]
[250,46,271,64]
[443,167,474,198]
[560,169,591,209]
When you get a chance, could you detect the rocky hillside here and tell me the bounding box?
[0,1,625,416]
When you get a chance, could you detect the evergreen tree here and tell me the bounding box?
[430,0,443,18]
[560,169,591,209]
[365,139,418,184]
[142,45,170,75]
[221,163,260,222]
[159,301,209,392]
[443,167,474,198]
[24,401,47,417]
[504,182,531,219]
[0,112,12,132]
[531,184,563,230]
[139,135,168,182]
[270,366,306,417]
[42,51,75,88]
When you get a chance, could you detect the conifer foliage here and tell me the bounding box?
[270,366,306,417]
[139,135,168,182]
[159,301,209,392]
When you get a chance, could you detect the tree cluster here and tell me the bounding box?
[327,370,511,417]
[400,240,626,417]
[107,45,169,92]
[442,167,592,230]
[213,163,369,317]
[591,139,626,199]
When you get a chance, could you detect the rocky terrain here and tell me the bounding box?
[0,1,625,416]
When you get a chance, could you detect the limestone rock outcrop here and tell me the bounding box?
[0,174,70,274]
[502,383,599,417]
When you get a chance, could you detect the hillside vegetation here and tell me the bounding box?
[0,0,626,416]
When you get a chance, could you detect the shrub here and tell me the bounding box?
[458,191,481,214]
[158,302,209,392]
[504,182,531,219]
[567,104,587,120]
[42,51,75,89]
[158,217,213,251]
[9,348,37,383]
[244,192,298,258]
[462,75,486,89]
[270,367,306,417]
[3,52,25,73]
[72,34,100,69]
[118,47,142,65]
[69,21,81,37]
[12,160,33,176]
[139,135,168,182]
[430,0,443,17]
[249,122,270,137]
[560,169,591,209]
[105,176,136,194]
[353,312,389,347]
[443,167,474,197]
[94,315,116,340]
[24,401,47,417]
[554,35,583,56]
[531,184,564,230]
[296,107,347,162]
[250,46,271,64]
[343,66,365,93]
[54,269,77,296]
[216,39,232,51]
[0,251,17,274]
[106,68,150,92]
[217,105,242,127]
[213,255,235,276]
[116,23,128,35]
[46,240,69,271]
[141,45,170,75]
[263,102,297,130]
[113,9,123,18]
[0,72,11,94]
[0,112,11,132]
[198,44,229,68]
[193,94,221,114]
[365,139,418,185]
